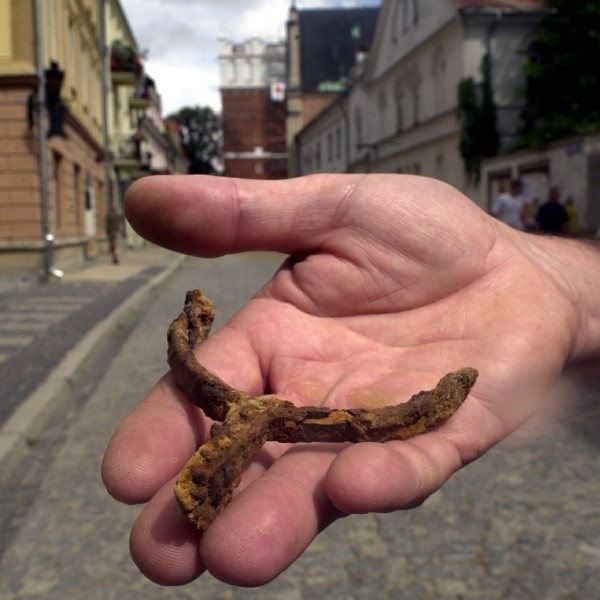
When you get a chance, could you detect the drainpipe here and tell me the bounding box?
[98,0,113,211]
[340,99,350,173]
[33,0,62,280]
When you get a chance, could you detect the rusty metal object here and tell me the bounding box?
[168,290,478,530]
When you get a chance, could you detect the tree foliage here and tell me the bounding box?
[457,53,499,182]
[168,106,223,175]
[519,0,600,147]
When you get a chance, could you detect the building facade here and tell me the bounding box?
[285,5,380,176]
[0,0,183,275]
[0,0,106,274]
[104,0,183,248]
[295,0,545,208]
[219,37,287,179]
[481,133,600,233]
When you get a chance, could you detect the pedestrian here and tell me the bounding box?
[491,178,526,230]
[564,196,580,235]
[105,205,124,264]
[523,197,539,231]
[102,173,600,587]
[536,186,569,234]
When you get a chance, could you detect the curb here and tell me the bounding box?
[0,253,185,479]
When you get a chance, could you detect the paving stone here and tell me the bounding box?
[0,254,598,599]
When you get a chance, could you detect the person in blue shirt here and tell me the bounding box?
[536,186,569,233]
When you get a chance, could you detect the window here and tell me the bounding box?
[394,78,404,132]
[402,0,410,32]
[52,152,63,229]
[73,164,81,228]
[335,127,342,160]
[48,0,57,59]
[303,148,313,173]
[67,20,78,99]
[401,0,419,32]
[378,88,388,133]
[327,132,333,163]
[413,81,421,125]
[435,153,445,179]
[81,50,89,112]
[407,66,422,126]
[315,140,322,171]
[354,108,363,147]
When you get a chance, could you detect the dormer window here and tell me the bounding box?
[394,0,419,41]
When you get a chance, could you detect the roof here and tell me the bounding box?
[453,0,546,9]
[298,7,380,93]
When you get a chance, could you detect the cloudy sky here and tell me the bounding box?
[119,0,381,115]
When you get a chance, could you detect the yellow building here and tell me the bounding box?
[0,0,185,275]
[104,0,185,248]
[0,0,108,275]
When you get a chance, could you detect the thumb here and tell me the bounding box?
[124,174,362,257]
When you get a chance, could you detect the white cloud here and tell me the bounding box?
[119,0,380,114]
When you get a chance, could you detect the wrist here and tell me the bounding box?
[528,235,600,362]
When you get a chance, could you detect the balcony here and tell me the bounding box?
[110,41,143,86]
[112,70,137,86]
[129,75,157,110]
[129,95,150,110]
[112,133,141,169]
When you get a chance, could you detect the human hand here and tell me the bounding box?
[102,174,595,586]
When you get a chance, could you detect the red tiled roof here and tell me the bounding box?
[454,0,545,9]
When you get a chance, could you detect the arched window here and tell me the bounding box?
[354,108,363,147]
[394,77,405,132]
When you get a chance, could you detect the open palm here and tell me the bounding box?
[102,174,578,587]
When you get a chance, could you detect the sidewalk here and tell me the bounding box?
[61,245,179,284]
[0,244,184,479]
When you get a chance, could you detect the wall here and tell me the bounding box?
[293,0,545,211]
[480,134,600,233]
[43,0,103,149]
[221,88,287,179]
[298,97,347,175]
[0,0,108,273]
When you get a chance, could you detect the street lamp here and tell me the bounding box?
[30,60,66,280]
[44,60,66,138]
[33,0,66,281]
[28,60,67,138]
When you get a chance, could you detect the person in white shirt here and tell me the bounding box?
[491,179,526,230]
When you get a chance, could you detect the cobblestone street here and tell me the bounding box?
[0,253,598,599]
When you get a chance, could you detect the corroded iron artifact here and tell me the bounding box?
[168,290,478,530]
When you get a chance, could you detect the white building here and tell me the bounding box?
[218,37,286,90]
[218,37,288,179]
[296,0,545,208]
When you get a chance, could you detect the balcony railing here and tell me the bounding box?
[112,133,141,163]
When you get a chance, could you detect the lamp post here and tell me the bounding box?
[98,0,114,212]
[33,0,64,281]
[44,61,66,138]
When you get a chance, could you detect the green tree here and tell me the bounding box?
[457,53,499,182]
[519,0,600,147]
[168,106,223,175]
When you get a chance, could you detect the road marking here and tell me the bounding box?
[0,334,35,346]
[6,304,83,313]
[0,321,50,331]
[0,313,64,323]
